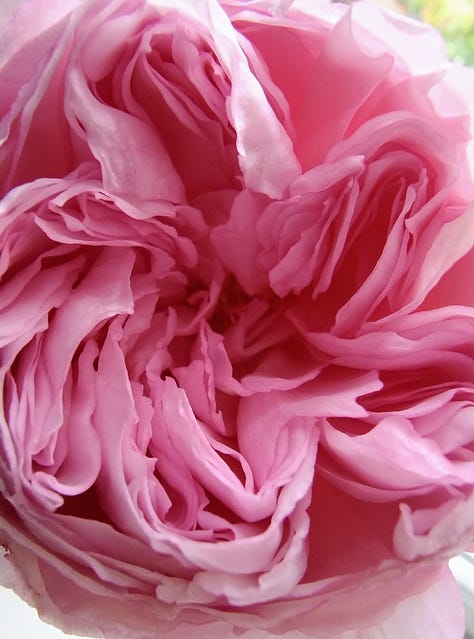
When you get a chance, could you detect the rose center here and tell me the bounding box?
[208,275,252,334]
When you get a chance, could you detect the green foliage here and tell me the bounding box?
[402,0,474,65]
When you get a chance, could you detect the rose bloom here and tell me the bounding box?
[1,0,473,637]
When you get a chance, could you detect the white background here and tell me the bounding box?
[0,585,84,639]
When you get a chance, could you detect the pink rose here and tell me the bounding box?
[1,1,473,638]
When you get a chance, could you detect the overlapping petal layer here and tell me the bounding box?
[0,1,473,638]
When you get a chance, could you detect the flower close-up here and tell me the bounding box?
[0,0,473,638]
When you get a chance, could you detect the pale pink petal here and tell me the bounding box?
[349,0,450,75]
[238,369,380,487]
[66,67,185,202]
[321,416,474,493]
[0,2,473,639]
[394,493,474,562]
[210,190,268,295]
